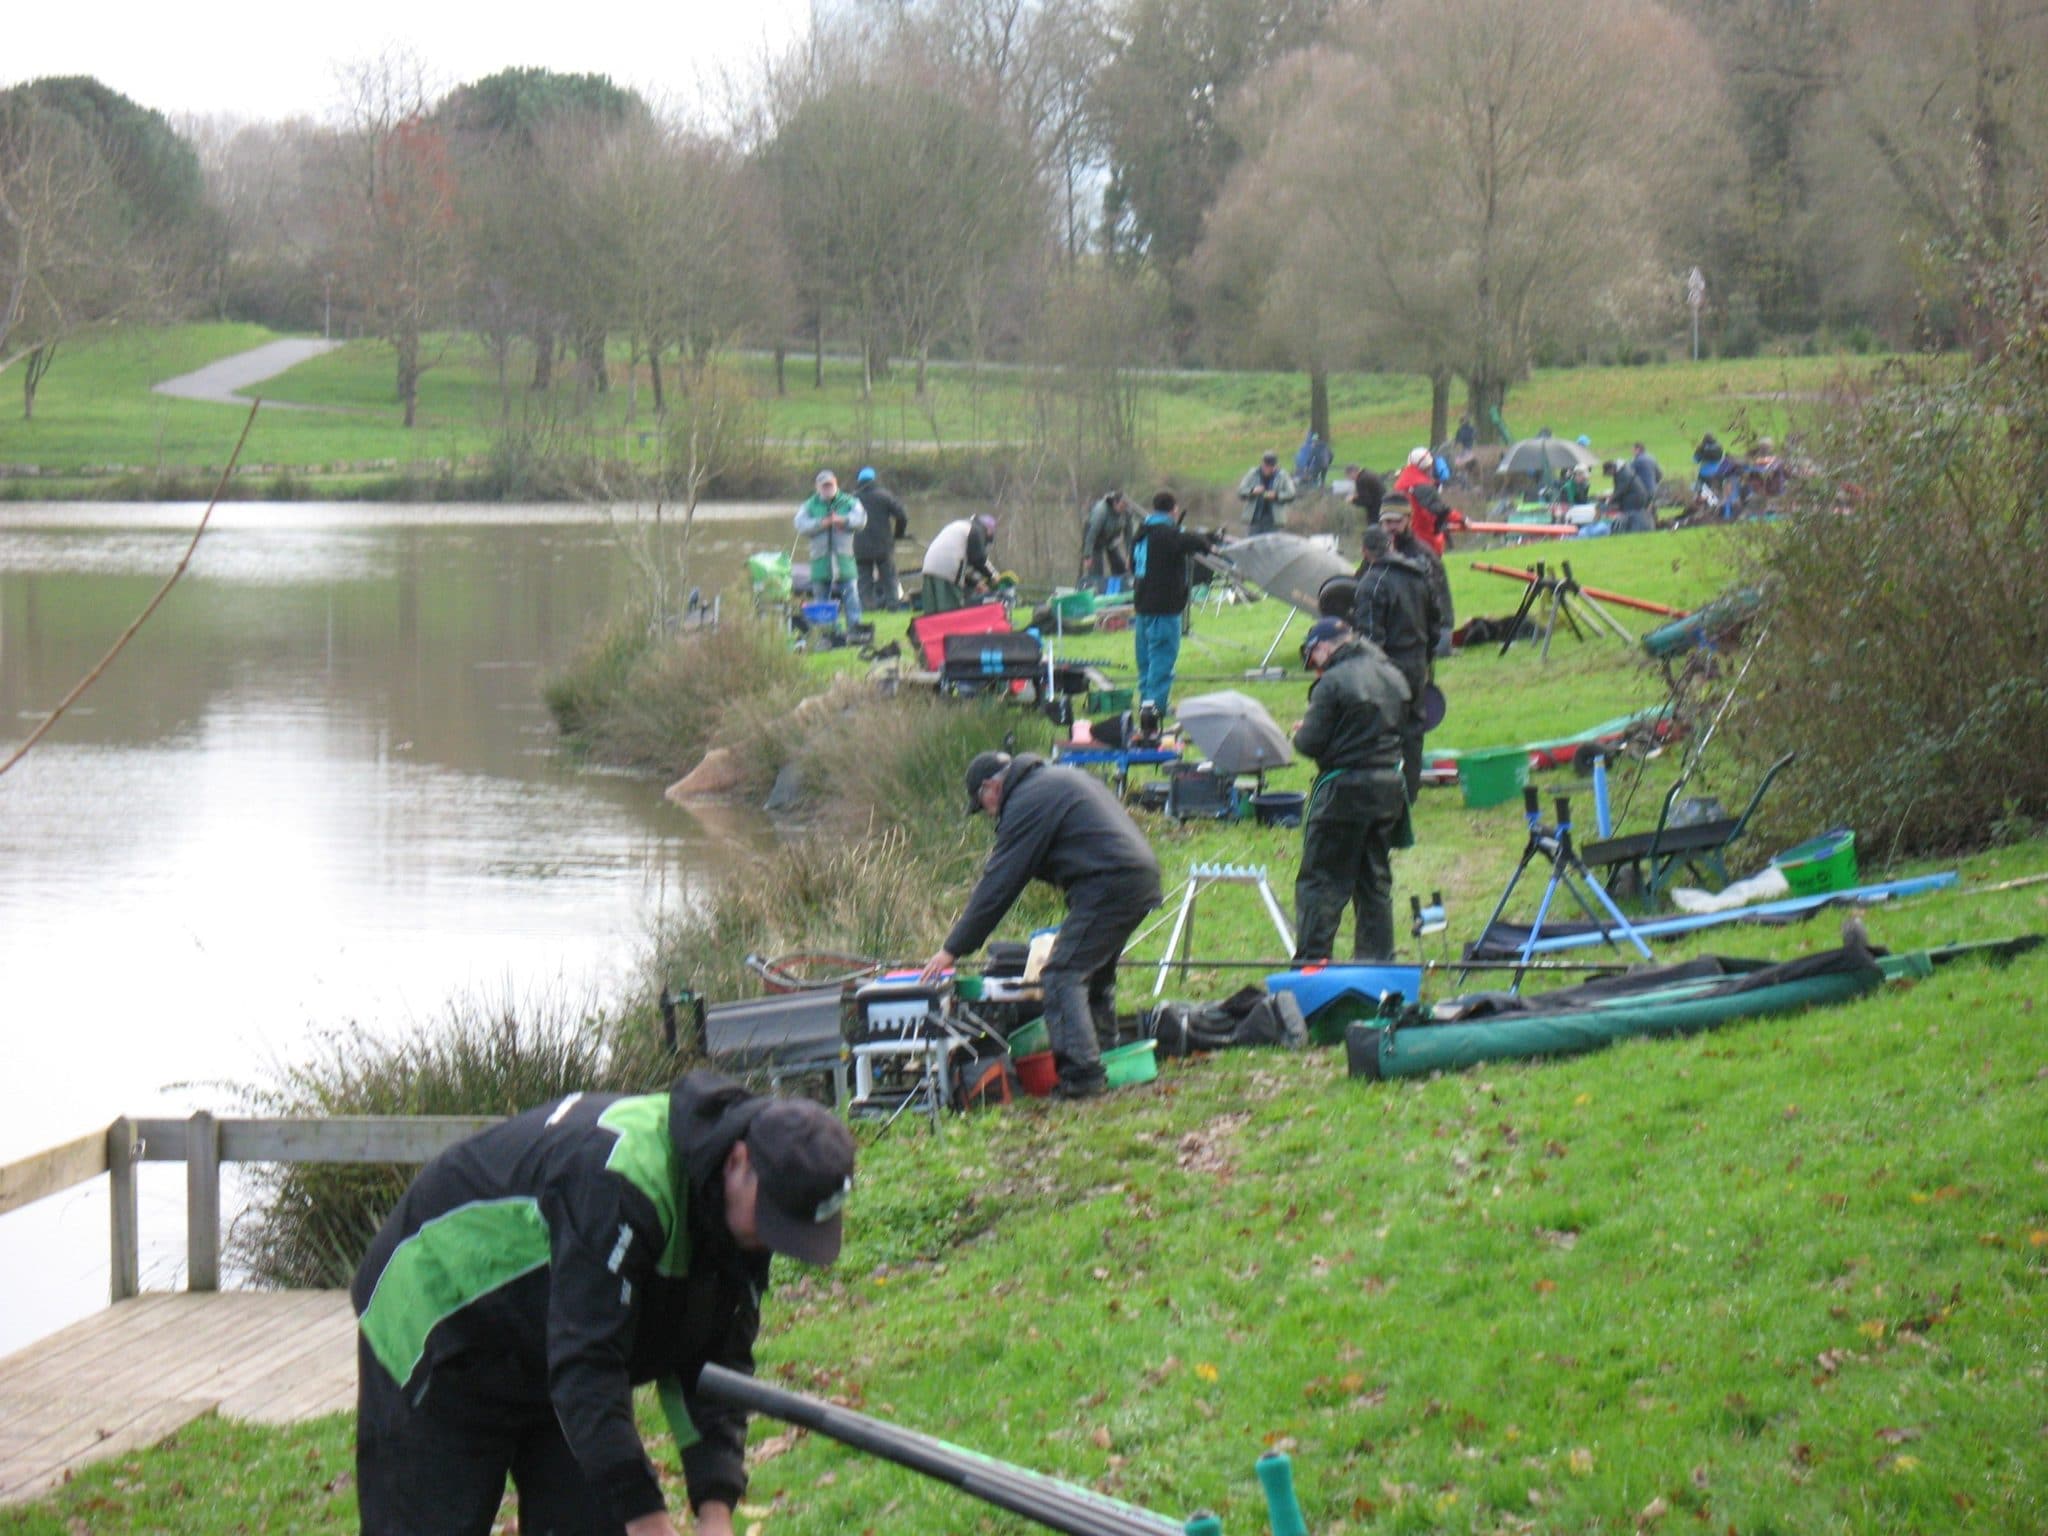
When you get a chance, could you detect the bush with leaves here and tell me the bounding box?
[1734,259,2048,857]
[232,987,679,1288]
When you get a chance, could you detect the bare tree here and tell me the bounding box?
[323,53,466,428]
[1214,0,1708,438]
[1809,0,2048,354]
[0,85,197,417]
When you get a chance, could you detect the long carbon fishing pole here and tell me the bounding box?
[696,1364,1183,1536]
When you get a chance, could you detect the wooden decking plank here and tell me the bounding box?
[0,1295,192,1400]
[0,1294,180,1375]
[0,1291,364,1505]
[3,1295,336,1470]
[209,1297,356,1421]
[0,1399,211,1505]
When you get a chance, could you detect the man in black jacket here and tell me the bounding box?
[1351,524,1443,801]
[1130,492,1222,714]
[852,466,910,612]
[921,752,1163,1099]
[1291,617,1412,963]
[353,1073,855,1536]
[1377,496,1453,655]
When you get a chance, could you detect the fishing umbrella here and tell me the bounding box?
[1498,437,1599,478]
[1175,690,1296,777]
[1215,534,1353,616]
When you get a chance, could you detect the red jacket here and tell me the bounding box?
[1389,464,1446,554]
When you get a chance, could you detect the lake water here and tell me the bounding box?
[0,499,859,1353]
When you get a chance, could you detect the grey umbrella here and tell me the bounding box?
[1175,690,1296,777]
[1498,437,1599,477]
[1215,534,1353,616]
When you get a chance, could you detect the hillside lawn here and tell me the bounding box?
[0,324,1865,498]
[3,521,2042,1535]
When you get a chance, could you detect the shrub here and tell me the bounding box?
[1732,283,2048,856]
[232,986,679,1288]
[545,610,807,776]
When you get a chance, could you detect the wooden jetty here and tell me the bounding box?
[0,1113,497,1506]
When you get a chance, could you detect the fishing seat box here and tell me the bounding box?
[941,631,1043,691]
[910,603,1014,670]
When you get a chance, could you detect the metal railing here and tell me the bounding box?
[0,1114,499,1300]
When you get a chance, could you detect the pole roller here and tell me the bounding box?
[696,1364,1183,1536]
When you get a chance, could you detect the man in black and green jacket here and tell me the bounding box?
[352,1073,855,1536]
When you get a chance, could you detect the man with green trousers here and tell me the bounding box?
[795,469,867,625]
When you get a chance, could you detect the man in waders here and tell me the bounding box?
[795,469,867,625]
[1291,616,1412,964]
[1350,523,1442,802]
[920,752,1162,1099]
[352,1073,855,1536]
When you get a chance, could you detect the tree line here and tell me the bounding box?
[4,0,2045,438]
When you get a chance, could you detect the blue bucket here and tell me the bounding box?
[801,600,841,628]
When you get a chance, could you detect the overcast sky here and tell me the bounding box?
[5,0,813,125]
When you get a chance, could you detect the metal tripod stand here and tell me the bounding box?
[1498,560,1637,661]
[1470,786,1654,992]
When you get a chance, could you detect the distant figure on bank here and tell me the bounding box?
[795,469,867,625]
[1131,491,1221,714]
[1081,490,1138,589]
[922,752,1162,1100]
[1605,458,1654,533]
[1351,523,1442,802]
[920,513,1000,612]
[1377,496,1453,654]
[1389,448,1447,553]
[1291,616,1412,964]
[1237,451,1297,534]
[851,466,909,613]
[1630,441,1662,501]
[1348,462,1385,528]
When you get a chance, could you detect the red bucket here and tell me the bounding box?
[1015,1051,1058,1097]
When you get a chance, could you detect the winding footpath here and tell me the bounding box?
[152,337,342,409]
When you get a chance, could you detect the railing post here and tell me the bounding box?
[108,1117,139,1302]
[186,1111,221,1292]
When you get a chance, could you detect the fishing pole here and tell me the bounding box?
[696,1364,1183,1536]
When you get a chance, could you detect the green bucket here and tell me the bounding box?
[1771,828,1857,895]
[1051,590,1097,622]
[1102,1040,1158,1088]
[1459,747,1529,809]
[1007,1017,1050,1057]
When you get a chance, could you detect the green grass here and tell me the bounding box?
[0,323,1883,497]
[5,411,2042,1536]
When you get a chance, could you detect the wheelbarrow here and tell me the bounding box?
[1580,751,1796,905]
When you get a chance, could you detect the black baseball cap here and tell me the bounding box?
[964,750,1011,815]
[745,1098,856,1266]
[1300,616,1351,667]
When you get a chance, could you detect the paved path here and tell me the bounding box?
[0,1291,356,1505]
[152,338,343,407]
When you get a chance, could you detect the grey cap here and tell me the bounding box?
[745,1098,856,1266]
[964,750,1011,814]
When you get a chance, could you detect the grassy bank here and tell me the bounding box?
[0,323,1872,505]
[6,499,2043,1533]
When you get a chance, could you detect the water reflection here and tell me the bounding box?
[0,502,811,1352]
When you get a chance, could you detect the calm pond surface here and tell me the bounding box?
[0,499,897,1352]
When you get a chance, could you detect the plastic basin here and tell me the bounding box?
[1253,790,1306,826]
[1460,747,1529,809]
[1101,1040,1158,1088]
[1007,1017,1050,1057]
